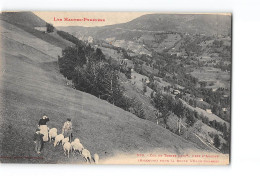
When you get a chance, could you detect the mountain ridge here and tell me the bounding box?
[57,13,231,40]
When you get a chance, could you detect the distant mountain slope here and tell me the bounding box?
[120,14,231,35]
[0,13,211,164]
[58,13,231,41]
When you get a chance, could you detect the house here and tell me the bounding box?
[197,98,203,102]
[212,88,218,92]
[222,108,227,112]
[174,90,181,95]
[223,94,229,98]
[174,84,185,90]
[176,52,183,57]
[206,109,212,114]
[34,27,47,32]
[88,36,94,43]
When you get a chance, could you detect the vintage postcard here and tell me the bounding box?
[0,11,231,164]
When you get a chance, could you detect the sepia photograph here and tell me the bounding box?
[0,11,231,165]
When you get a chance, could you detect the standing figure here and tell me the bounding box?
[33,129,44,154]
[38,115,50,142]
[62,118,73,142]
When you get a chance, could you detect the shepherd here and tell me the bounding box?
[38,115,50,142]
[33,129,44,154]
[62,118,73,142]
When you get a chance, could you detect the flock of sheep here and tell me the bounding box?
[48,128,99,164]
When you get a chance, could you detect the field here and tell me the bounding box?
[191,67,230,89]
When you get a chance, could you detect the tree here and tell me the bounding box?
[213,134,221,149]
[189,99,194,106]
[150,91,155,99]
[96,48,105,62]
[46,23,54,33]
[153,93,165,112]
[125,68,131,79]
[143,84,147,94]
[172,100,185,135]
[221,142,230,154]
[154,110,162,125]
[223,123,229,140]
[185,110,196,127]
[129,98,145,119]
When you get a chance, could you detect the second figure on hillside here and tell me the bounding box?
[62,118,73,142]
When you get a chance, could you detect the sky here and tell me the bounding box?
[33,12,151,27]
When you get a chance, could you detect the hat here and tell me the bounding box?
[67,118,71,121]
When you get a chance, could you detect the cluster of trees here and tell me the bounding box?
[212,40,224,48]
[198,88,230,121]
[152,93,197,130]
[209,120,228,134]
[180,35,210,56]
[58,45,145,119]
[128,98,145,119]
[210,133,230,154]
[118,60,132,79]
[215,62,231,72]
[210,40,231,62]
[46,23,54,33]
[180,86,230,122]
[57,30,84,46]
[187,98,211,110]
[194,111,229,136]
[151,91,228,142]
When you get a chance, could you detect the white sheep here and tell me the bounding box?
[72,142,84,155]
[70,141,75,149]
[63,142,72,158]
[73,138,80,143]
[54,134,64,147]
[93,153,99,164]
[62,137,69,145]
[82,149,91,163]
[48,128,57,142]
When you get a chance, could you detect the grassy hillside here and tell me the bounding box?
[0,11,46,28]
[0,18,208,163]
[1,12,74,49]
